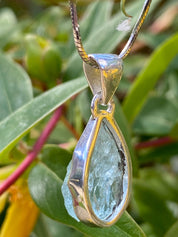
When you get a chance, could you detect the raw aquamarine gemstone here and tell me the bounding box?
[88,119,126,220]
[61,161,79,222]
[61,118,128,222]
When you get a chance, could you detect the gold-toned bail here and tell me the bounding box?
[83,54,123,105]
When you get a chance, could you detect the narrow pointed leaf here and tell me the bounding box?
[80,0,113,40]
[123,33,178,123]
[0,78,87,157]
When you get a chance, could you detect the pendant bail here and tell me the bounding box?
[83,54,123,105]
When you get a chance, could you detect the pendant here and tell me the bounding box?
[62,54,132,227]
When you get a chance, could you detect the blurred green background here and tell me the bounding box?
[0,0,178,237]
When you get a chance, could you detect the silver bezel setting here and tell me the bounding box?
[68,98,132,227]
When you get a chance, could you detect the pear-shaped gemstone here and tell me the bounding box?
[62,117,130,224]
[88,118,128,221]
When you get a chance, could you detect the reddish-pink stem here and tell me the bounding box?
[135,136,174,150]
[0,106,63,195]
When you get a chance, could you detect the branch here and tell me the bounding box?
[0,106,63,195]
[61,116,80,140]
[135,136,174,150]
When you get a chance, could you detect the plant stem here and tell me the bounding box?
[135,136,174,150]
[61,116,80,140]
[0,106,63,195]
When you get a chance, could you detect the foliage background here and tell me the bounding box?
[0,0,178,236]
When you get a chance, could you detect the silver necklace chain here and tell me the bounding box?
[69,0,152,67]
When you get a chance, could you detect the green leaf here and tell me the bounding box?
[138,142,178,165]
[123,55,147,79]
[139,169,178,203]
[133,169,177,236]
[166,73,178,104]
[114,99,138,176]
[0,193,8,215]
[133,96,178,136]
[32,215,51,237]
[28,145,146,237]
[123,33,178,124]
[0,8,17,48]
[43,45,62,79]
[0,165,17,180]
[164,220,178,237]
[170,121,178,139]
[0,77,87,157]
[40,145,72,181]
[33,214,83,237]
[0,53,33,121]
[79,0,113,41]
[25,35,50,82]
[77,89,91,123]
[64,0,161,80]
[140,223,157,237]
[49,121,74,144]
[157,72,178,106]
[25,35,62,85]
[0,8,17,33]
[29,6,70,40]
